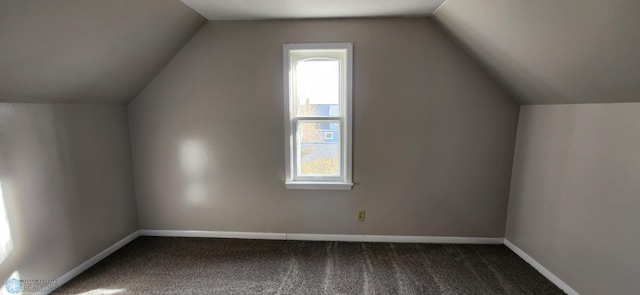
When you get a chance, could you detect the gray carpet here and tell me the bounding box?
[53,237,565,294]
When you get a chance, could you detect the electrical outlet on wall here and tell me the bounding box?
[357,210,365,221]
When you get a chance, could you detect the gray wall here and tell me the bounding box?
[0,104,137,284]
[0,0,205,104]
[128,18,520,237]
[506,104,640,295]
[433,0,640,105]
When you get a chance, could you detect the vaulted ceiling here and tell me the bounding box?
[434,0,640,104]
[1,0,638,105]
[0,0,205,104]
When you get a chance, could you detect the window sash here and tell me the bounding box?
[291,57,345,118]
[293,118,343,181]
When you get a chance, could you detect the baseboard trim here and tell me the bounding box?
[139,230,504,244]
[139,230,287,240]
[504,239,579,295]
[287,233,365,242]
[288,233,504,244]
[40,231,140,294]
[364,235,503,244]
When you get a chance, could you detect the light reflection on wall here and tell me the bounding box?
[179,140,209,205]
[0,182,13,266]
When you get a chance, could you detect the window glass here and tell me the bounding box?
[295,59,340,117]
[297,121,340,177]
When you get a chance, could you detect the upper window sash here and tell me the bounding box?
[290,54,345,118]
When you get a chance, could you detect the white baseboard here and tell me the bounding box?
[287,233,365,242]
[139,230,504,244]
[139,230,286,240]
[40,231,140,295]
[362,235,503,244]
[504,239,579,295]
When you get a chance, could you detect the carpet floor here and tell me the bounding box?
[52,237,565,294]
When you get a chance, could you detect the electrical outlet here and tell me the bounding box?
[357,210,366,221]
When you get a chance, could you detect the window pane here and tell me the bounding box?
[298,121,340,177]
[296,59,340,117]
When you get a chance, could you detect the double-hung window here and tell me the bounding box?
[283,43,353,190]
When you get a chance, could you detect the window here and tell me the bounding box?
[283,43,353,190]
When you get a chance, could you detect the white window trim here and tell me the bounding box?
[283,43,353,190]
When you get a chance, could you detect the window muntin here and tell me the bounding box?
[283,43,353,190]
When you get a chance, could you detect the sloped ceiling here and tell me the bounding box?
[3,0,637,105]
[434,0,640,104]
[0,0,205,104]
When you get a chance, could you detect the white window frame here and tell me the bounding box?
[283,43,353,190]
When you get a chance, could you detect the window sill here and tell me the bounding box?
[285,182,353,190]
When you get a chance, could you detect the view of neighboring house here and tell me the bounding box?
[300,104,340,144]
[298,103,341,175]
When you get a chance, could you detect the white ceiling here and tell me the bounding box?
[180,0,446,20]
